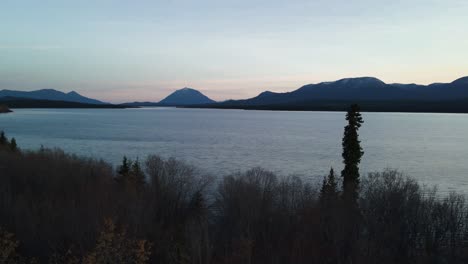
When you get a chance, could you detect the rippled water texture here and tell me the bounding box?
[2,108,468,193]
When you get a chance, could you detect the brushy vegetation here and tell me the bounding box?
[2,136,468,264]
[1,105,468,263]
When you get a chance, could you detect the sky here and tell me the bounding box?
[1,0,468,103]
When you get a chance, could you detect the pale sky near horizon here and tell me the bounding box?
[1,0,468,103]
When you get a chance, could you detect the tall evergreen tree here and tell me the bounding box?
[319,167,338,205]
[341,104,364,202]
[0,131,6,145]
[339,104,364,264]
[130,159,146,189]
[118,156,130,178]
[116,157,146,194]
[319,168,340,263]
[9,138,17,152]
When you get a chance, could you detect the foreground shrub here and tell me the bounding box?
[212,168,319,263]
[0,227,19,263]
[360,170,468,263]
[84,219,151,264]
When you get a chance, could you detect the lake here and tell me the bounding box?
[1,108,468,193]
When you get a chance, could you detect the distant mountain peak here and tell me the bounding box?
[452,76,468,85]
[40,88,55,91]
[177,87,202,94]
[259,90,275,95]
[336,77,385,85]
[256,91,278,99]
[158,88,215,106]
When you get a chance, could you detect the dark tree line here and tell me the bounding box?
[1,105,468,263]
[0,131,17,152]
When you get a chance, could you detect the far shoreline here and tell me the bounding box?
[6,105,468,115]
[183,99,468,114]
[0,104,12,113]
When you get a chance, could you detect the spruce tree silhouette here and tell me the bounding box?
[319,168,340,263]
[130,158,146,190]
[340,104,364,264]
[0,131,7,146]
[320,167,338,205]
[341,104,364,203]
[117,156,130,179]
[9,138,17,152]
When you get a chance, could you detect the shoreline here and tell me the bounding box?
[0,104,12,113]
[184,100,468,114]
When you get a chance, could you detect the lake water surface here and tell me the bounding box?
[1,108,468,193]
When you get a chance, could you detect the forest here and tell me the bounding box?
[1,106,468,263]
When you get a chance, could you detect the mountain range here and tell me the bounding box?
[216,76,468,107]
[3,76,468,112]
[0,87,216,108]
[0,89,106,105]
[186,76,468,113]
